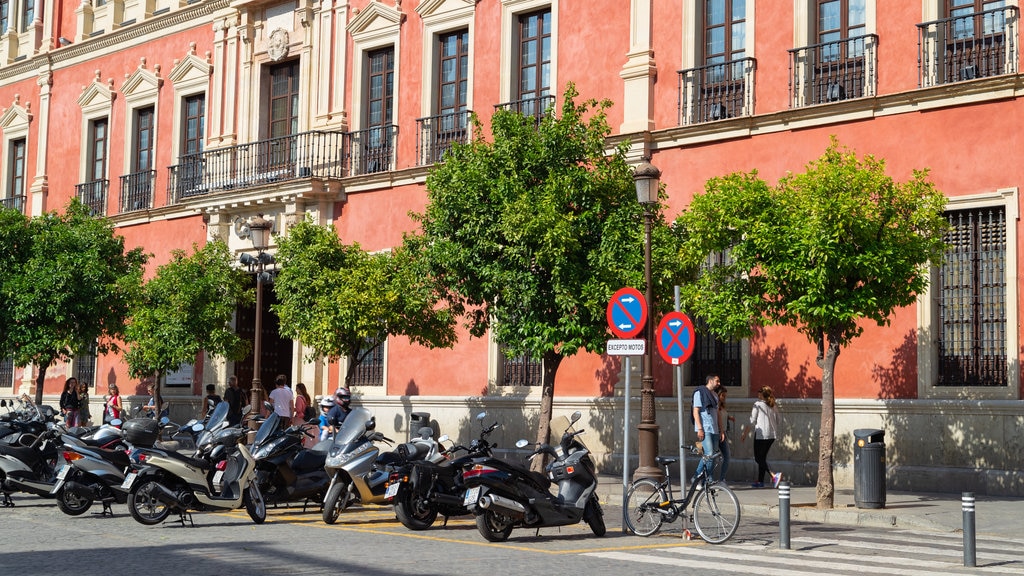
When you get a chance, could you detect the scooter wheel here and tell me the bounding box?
[322,482,350,524]
[56,485,93,516]
[584,496,606,537]
[394,489,437,530]
[244,482,266,524]
[475,509,514,542]
[128,480,172,525]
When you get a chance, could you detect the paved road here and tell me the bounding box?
[2,493,1023,576]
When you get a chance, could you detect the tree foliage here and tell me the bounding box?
[123,239,252,404]
[0,200,147,404]
[675,138,948,507]
[272,220,457,386]
[411,83,686,449]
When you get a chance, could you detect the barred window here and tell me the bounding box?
[501,349,542,387]
[0,356,14,389]
[351,338,384,387]
[937,206,1007,386]
[74,342,98,389]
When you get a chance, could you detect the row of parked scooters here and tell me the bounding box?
[0,395,606,542]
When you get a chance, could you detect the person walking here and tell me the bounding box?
[60,378,81,427]
[201,384,222,420]
[223,375,244,426]
[691,374,722,488]
[293,383,312,426]
[745,385,782,488]
[716,385,734,484]
[77,381,91,426]
[269,374,294,420]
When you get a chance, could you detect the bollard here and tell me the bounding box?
[779,481,791,550]
[962,492,976,567]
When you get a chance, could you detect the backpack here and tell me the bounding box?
[690,386,717,426]
[304,404,317,421]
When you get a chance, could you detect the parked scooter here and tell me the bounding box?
[0,397,56,446]
[0,423,65,505]
[461,410,605,542]
[321,407,399,524]
[387,412,499,530]
[250,408,330,508]
[122,401,265,525]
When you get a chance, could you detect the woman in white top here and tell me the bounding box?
[748,385,781,488]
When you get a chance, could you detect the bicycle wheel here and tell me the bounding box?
[692,483,740,544]
[623,478,666,537]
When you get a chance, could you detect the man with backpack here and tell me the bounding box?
[691,374,724,489]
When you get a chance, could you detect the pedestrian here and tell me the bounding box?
[716,385,734,484]
[743,385,782,488]
[691,374,722,489]
[77,380,91,426]
[60,377,81,427]
[269,374,294,419]
[318,397,333,441]
[223,375,244,426]
[142,383,158,418]
[293,382,312,426]
[201,384,222,420]
[326,387,352,434]
[103,384,123,427]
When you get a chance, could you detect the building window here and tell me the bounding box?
[74,342,98,389]
[121,107,154,212]
[20,0,30,31]
[350,338,384,387]
[89,118,108,183]
[918,1,1016,86]
[0,1,8,35]
[788,0,876,107]
[350,47,396,175]
[182,95,205,156]
[3,137,26,212]
[937,206,1007,387]
[501,350,542,387]
[268,62,299,139]
[417,30,470,165]
[173,94,206,199]
[515,9,551,118]
[134,106,154,172]
[0,356,13,389]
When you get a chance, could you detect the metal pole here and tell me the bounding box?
[962,491,976,567]
[674,285,686,487]
[251,257,264,416]
[635,206,662,481]
[779,481,791,550]
[621,356,631,533]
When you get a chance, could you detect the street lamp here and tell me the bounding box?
[633,159,663,481]
[240,213,274,415]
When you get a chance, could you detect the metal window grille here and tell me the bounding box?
[351,339,384,387]
[0,356,13,389]
[691,317,742,389]
[938,206,1007,386]
[501,350,542,387]
[74,342,98,388]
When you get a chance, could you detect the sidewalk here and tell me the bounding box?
[597,474,1024,539]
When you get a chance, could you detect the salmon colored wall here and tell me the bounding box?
[335,183,428,249]
[557,1,631,131]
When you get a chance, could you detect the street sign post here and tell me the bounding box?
[656,311,695,365]
[606,339,645,356]
[606,287,647,338]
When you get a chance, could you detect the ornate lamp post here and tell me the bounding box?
[633,160,663,481]
[240,213,274,414]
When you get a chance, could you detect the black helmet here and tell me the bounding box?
[334,387,351,406]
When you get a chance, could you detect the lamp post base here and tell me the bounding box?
[633,421,665,482]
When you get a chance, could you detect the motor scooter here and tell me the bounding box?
[321,407,399,524]
[0,423,65,505]
[250,409,330,508]
[461,411,605,542]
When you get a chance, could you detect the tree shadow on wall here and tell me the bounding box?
[756,338,826,466]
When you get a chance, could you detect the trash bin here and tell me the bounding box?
[409,412,432,441]
[853,428,886,509]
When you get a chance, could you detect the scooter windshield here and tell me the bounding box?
[206,401,230,432]
[253,412,282,446]
[332,407,373,445]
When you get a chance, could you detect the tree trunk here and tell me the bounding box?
[33,360,52,406]
[815,332,841,509]
[530,350,563,473]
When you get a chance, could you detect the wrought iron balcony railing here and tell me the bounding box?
[76,180,108,216]
[416,110,471,166]
[789,34,878,108]
[494,95,556,124]
[0,194,26,213]
[344,125,397,177]
[119,170,154,213]
[678,57,756,124]
[917,6,1018,87]
[167,130,347,203]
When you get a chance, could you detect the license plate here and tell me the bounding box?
[56,465,70,480]
[384,482,400,499]
[463,486,480,507]
[213,470,225,486]
[121,472,137,490]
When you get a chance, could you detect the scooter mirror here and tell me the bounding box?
[476,412,487,422]
[109,419,122,427]
[160,416,170,426]
[438,434,449,443]
[515,439,529,449]
[570,410,582,424]
[191,423,204,433]
[263,401,274,411]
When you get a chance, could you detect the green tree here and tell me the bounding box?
[124,240,252,412]
[676,139,948,508]
[0,200,147,405]
[272,220,457,385]
[411,84,686,452]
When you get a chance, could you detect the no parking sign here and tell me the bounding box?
[656,311,695,365]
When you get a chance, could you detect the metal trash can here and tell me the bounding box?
[409,412,432,440]
[853,428,886,509]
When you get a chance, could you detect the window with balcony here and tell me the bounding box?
[2,137,26,213]
[264,61,300,176]
[77,117,109,216]
[418,30,471,165]
[19,0,30,31]
[918,1,1017,86]
[0,1,8,34]
[349,47,396,175]
[680,0,755,124]
[121,106,154,212]
[172,94,206,199]
[790,0,877,107]
[501,8,553,121]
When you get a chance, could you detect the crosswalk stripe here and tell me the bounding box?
[584,551,818,575]
[794,536,1024,564]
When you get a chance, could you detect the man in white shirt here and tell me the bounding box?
[269,374,294,419]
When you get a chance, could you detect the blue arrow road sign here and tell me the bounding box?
[606,287,647,339]
[657,311,695,365]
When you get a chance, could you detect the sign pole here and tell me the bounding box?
[674,286,686,486]
[621,356,631,532]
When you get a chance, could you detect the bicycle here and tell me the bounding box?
[623,446,740,544]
